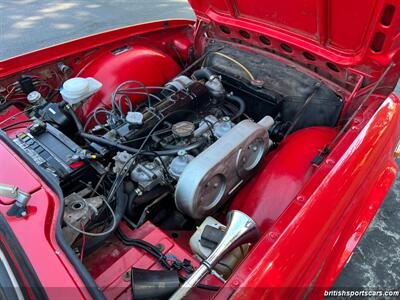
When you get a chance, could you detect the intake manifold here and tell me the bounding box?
[175,115,274,219]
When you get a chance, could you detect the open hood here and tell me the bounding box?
[188,0,400,91]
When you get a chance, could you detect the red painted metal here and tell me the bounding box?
[84,222,220,299]
[0,105,30,137]
[189,0,400,94]
[0,20,194,78]
[0,20,194,300]
[189,0,400,64]
[78,45,182,119]
[230,127,338,233]
[215,94,400,300]
[0,141,91,299]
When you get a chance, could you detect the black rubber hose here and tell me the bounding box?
[115,229,220,292]
[80,132,204,156]
[84,184,130,255]
[67,103,204,156]
[65,104,83,132]
[126,187,140,215]
[64,103,97,146]
[226,94,246,121]
[64,104,177,156]
[192,68,214,81]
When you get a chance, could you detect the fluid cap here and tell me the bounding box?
[172,121,195,138]
[126,111,144,126]
[60,77,102,105]
[27,91,45,105]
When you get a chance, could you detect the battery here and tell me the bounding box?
[13,124,83,178]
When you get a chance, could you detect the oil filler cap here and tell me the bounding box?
[172,121,195,138]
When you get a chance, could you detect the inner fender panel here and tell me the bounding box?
[78,45,182,119]
[230,126,338,233]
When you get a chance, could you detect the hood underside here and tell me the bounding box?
[189,0,400,92]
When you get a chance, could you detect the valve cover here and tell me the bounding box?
[175,116,273,219]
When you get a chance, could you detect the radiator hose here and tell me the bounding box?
[226,94,246,121]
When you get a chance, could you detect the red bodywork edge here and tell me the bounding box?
[0,19,194,77]
[215,93,400,299]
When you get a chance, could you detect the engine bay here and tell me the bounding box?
[0,37,344,298]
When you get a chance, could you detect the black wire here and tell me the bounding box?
[102,108,172,205]
[2,126,29,131]
[144,150,174,188]
[116,95,133,116]
[175,47,225,77]
[115,229,219,291]
[83,109,203,157]
[1,119,34,130]
[121,127,173,144]
[116,91,163,103]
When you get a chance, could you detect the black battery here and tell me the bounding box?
[13,124,82,178]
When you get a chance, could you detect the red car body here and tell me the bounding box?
[0,0,400,299]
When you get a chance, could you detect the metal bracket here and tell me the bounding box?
[0,184,31,218]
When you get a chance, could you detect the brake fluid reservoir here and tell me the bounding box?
[60,77,102,105]
[189,216,249,278]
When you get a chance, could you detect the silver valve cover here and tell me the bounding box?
[175,115,274,219]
